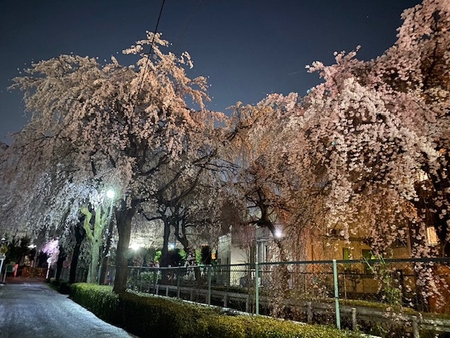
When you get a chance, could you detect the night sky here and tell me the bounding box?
[0,0,422,143]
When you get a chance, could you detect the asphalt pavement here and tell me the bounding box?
[0,277,135,338]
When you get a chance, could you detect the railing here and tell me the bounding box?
[125,258,450,335]
[57,266,88,283]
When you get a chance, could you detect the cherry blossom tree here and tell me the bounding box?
[225,94,326,263]
[135,133,230,268]
[8,32,222,292]
[304,0,450,257]
[220,0,449,315]
[379,0,450,257]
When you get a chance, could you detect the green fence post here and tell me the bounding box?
[177,267,181,298]
[153,269,157,295]
[207,265,212,305]
[333,259,341,329]
[255,261,259,315]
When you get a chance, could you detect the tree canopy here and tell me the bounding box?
[1,0,448,297]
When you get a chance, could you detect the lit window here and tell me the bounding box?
[426,227,438,246]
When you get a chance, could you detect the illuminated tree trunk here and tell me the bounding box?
[113,200,137,293]
[81,205,108,284]
[99,211,114,285]
[88,241,100,283]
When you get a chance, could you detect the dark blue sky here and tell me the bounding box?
[0,0,421,143]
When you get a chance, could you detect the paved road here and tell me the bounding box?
[0,277,135,338]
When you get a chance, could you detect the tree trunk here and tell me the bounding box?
[99,209,115,285]
[113,200,137,293]
[87,240,100,283]
[55,246,66,282]
[160,219,171,267]
[69,223,85,284]
[178,235,196,265]
[82,205,108,284]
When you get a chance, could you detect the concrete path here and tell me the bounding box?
[0,277,135,338]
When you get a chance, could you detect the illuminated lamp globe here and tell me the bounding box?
[106,189,115,199]
[274,228,283,239]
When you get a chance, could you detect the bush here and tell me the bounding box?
[48,279,72,294]
[69,284,361,338]
[202,315,360,338]
[70,283,120,324]
[118,292,203,337]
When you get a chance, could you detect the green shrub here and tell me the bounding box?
[202,315,359,338]
[48,279,71,294]
[69,284,361,338]
[118,292,359,338]
[70,283,119,324]
[118,292,203,337]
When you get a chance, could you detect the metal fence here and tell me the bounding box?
[57,266,88,283]
[125,258,450,334]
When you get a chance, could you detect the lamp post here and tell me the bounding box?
[254,229,269,316]
[255,238,261,315]
[254,236,270,315]
[255,227,283,315]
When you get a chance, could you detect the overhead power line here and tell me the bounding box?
[147,0,166,60]
[133,0,166,102]
[174,0,204,52]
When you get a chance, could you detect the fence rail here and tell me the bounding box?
[124,258,450,335]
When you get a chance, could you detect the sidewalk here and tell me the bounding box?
[0,277,135,338]
[1,275,45,284]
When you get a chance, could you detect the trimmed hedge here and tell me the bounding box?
[199,315,357,338]
[118,292,204,337]
[70,284,361,338]
[48,279,72,294]
[70,283,120,324]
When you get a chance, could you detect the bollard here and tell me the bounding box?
[307,302,313,324]
[412,316,419,338]
[351,307,357,331]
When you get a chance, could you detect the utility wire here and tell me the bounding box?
[133,0,166,103]
[173,0,204,53]
[147,0,166,60]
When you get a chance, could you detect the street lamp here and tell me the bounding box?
[255,227,283,315]
[106,189,115,200]
[130,243,141,251]
[99,188,116,284]
[274,228,283,239]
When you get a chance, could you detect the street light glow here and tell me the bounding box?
[106,189,115,199]
[274,228,283,239]
[130,243,141,251]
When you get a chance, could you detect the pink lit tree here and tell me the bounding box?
[7,32,223,292]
